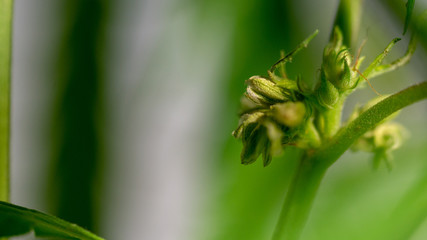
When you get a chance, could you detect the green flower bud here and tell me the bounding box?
[240,123,266,165]
[320,26,359,91]
[245,87,272,106]
[271,102,306,127]
[351,122,407,170]
[373,123,406,150]
[232,111,265,139]
[331,57,354,90]
[316,71,340,109]
[239,120,286,166]
[245,76,290,105]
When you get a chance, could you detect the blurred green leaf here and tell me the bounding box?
[0,0,13,202]
[48,0,108,231]
[403,0,415,35]
[332,0,362,48]
[0,201,103,240]
[416,10,427,49]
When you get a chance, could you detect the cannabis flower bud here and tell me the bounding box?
[232,72,309,166]
[233,26,413,167]
[315,27,359,109]
[350,97,407,169]
[232,31,319,166]
[245,76,291,106]
[232,97,308,166]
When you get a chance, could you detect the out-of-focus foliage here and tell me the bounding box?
[0,201,103,239]
[47,0,109,233]
[404,0,416,34]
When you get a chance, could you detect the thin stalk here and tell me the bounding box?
[0,0,14,203]
[272,81,427,240]
[272,154,327,240]
[332,0,362,48]
[317,81,427,168]
[321,98,344,139]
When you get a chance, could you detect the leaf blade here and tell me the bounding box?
[0,201,104,240]
[403,0,415,35]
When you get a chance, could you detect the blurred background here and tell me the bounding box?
[9,0,427,239]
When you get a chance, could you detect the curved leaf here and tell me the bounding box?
[403,0,415,35]
[0,201,104,240]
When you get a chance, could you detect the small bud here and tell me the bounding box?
[329,26,344,52]
[316,72,340,109]
[373,123,407,150]
[351,122,407,170]
[246,76,290,105]
[240,124,266,165]
[245,87,272,106]
[232,111,265,139]
[272,102,306,127]
[331,58,354,90]
[320,26,361,92]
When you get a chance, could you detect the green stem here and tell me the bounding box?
[321,98,344,139]
[272,154,327,240]
[317,81,427,168]
[332,0,362,48]
[272,81,427,240]
[0,0,14,203]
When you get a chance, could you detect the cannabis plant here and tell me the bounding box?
[232,0,427,239]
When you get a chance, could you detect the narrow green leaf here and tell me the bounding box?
[0,201,104,240]
[369,33,417,79]
[269,30,318,73]
[0,0,13,203]
[360,38,401,80]
[403,0,415,35]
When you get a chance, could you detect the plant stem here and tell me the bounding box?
[272,81,427,240]
[321,98,344,139]
[0,0,14,203]
[332,0,362,48]
[272,154,327,240]
[318,81,427,168]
